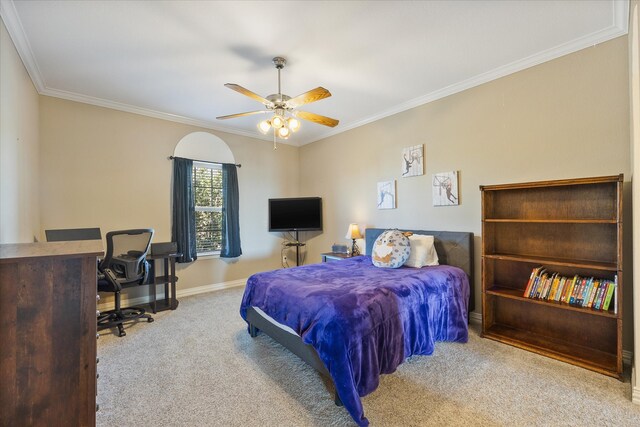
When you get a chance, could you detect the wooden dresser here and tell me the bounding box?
[0,240,104,426]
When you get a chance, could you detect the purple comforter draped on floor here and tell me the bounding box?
[239,255,469,426]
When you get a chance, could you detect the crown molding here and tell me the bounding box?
[3,0,629,148]
[1,0,296,146]
[300,0,630,145]
[39,86,285,142]
[0,0,46,91]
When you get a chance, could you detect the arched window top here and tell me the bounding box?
[174,132,235,164]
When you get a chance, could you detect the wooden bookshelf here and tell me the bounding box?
[480,175,623,379]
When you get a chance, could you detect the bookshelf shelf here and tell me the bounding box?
[483,253,617,272]
[480,175,623,379]
[484,219,617,224]
[483,324,618,375]
[486,286,618,318]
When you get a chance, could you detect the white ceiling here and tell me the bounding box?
[1,0,629,146]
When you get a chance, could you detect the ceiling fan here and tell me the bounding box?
[216,57,339,141]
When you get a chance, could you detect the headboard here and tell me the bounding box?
[365,228,474,284]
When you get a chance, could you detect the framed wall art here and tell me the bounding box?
[377,180,396,209]
[432,171,459,206]
[401,144,424,177]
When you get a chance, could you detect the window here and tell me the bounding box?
[193,162,223,254]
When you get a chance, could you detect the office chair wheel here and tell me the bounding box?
[147,318,154,323]
[117,323,126,337]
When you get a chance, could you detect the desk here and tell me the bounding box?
[147,253,181,313]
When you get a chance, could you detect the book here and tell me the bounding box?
[595,280,605,308]
[554,276,566,302]
[561,275,578,303]
[535,272,549,299]
[548,274,560,301]
[587,279,599,308]
[527,274,540,298]
[613,275,618,314]
[602,280,615,311]
[574,279,583,306]
[594,281,607,310]
[528,273,540,298]
[584,279,594,308]
[545,273,558,300]
[581,277,594,307]
[540,273,555,299]
[571,278,586,306]
[600,281,611,310]
[523,267,542,297]
[543,273,554,299]
[553,274,562,300]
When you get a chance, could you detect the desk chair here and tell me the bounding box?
[97,229,155,337]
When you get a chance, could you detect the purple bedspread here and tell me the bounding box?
[239,255,469,426]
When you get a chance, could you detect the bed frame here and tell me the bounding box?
[245,228,474,406]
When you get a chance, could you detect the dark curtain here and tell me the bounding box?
[171,157,197,263]
[220,164,242,258]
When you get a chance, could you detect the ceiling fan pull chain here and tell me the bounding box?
[273,129,277,150]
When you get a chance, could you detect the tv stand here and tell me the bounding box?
[291,230,306,266]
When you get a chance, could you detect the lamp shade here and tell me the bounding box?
[345,223,363,240]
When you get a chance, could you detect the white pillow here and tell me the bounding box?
[404,235,439,268]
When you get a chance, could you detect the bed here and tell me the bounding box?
[240,228,473,426]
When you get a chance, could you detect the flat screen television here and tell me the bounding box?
[268,197,323,231]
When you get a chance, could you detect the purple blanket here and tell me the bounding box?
[240,255,469,426]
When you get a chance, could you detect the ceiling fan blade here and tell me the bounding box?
[216,110,268,120]
[224,83,272,106]
[295,111,339,127]
[287,87,332,108]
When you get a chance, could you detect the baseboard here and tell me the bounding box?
[177,278,247,298]
[98,278,247,311]
[633,385,640,405]
[469,311,482,325]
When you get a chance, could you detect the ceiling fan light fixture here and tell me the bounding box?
[278,126,290,139]
[288,117,300,132]
[271,115,285,129]
[258,119,271,134]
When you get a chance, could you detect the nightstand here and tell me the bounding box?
[321,252,351,262]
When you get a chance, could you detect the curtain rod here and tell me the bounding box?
[168,156,241,168]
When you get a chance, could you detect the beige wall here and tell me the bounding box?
[0,18,39,243]
[300,36,631,344]
[39,96,299,297]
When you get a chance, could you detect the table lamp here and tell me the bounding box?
[345,223,363,256]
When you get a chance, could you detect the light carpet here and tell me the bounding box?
[96,287,640,426]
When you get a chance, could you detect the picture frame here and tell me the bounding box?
[432,171,459,206]
[401,144,424,177]
[377,180,396,209]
